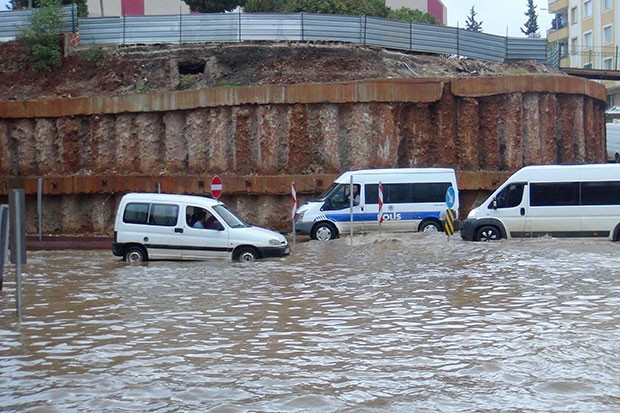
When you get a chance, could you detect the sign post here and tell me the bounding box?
[378,182,384,234]
[291,181,297,247]
[445,186,456,239]
[211,175,223,199]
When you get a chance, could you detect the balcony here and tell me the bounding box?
[548,0,568,14]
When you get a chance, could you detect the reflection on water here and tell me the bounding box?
[1,234,620,411]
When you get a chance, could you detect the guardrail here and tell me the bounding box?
[1,7,548,64]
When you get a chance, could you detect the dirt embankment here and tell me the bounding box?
[0,41,561,101]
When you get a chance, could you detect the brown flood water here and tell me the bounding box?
[1,233,620,412]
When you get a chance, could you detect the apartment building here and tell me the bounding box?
[384,0,447,24]
[85,0,190,17]
[548,0,619,106]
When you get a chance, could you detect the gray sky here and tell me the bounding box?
[444,0,554,37]
[0,0,554,38]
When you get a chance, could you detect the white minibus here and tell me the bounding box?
[461,164,620,242]
[607,123,620,163]
[294,168,459,241]
[112,193,289,262]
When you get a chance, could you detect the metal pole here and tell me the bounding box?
[15,195,23,322]
[0,205,8,291]
[378,181,382,235]
[292,181,296,247]
[349,175,353,248]
[37,177,42,242]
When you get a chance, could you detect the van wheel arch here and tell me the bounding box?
[419,218,443,232]
[473,219,507,241]
[311,221,338,241]
[124,244,148,262]
[613,224,620,242]
[233,245,259,262]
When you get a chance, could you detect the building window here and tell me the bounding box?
[604,25,613,44]
[604,58,613,70]
[584,31,592,49]
[604,0,612,11]
[571,37,578,54]
[571,6,578,24]
[584,0,592,18]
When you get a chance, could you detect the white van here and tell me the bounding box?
[112,193,289,262]
[461,164,620,242]
[606,123,620,163]
[294,168,459,241]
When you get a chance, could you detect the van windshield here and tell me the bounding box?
[318,183,339,200]
[213,204,250,228]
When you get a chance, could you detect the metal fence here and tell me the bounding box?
[1,7,548,64]
[0,4,77,41]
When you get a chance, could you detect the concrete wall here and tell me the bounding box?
[0,76,608,235]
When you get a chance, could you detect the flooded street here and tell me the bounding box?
[1,233,620,412]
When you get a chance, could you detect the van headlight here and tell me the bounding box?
[295,211,304,221]
[269,238,283,246]
[467,207,480,219]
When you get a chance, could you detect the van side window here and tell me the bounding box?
[580,181,620,205]
[493,183,525,209]
[123,203,150,224]
[365,183,452,204]
[530,183,579,206]
[149,204,179,226]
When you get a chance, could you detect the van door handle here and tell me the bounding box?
[520,208,525,216]
[175,228,183,233]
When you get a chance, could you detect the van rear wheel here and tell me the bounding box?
[419,220,442,232]
[312,222,337,241]
[124,246,147,262]
[476,225,501,242]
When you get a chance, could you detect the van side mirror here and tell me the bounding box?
[491,199,498,210]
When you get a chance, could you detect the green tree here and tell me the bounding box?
[16,0,63,72]
[243,0,285,13]
[388,7,439,24]
[521,0,539,37]
[284,0,389,18]
[183,0,246,13]
[464,6,483,32]
[10,0,88,17]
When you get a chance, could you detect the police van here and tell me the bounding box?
[461,164,620,242]
[112,193,289,262]
[294,168,459,241]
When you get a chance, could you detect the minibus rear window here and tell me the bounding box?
[123,202,179,226]
[365,183,452,204]
[530,183,579,206]
[580,181,620,205]
[123,203,149,224]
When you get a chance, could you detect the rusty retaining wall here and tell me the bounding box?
[0,76,607,235]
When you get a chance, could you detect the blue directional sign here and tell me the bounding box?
[445,186,456,209]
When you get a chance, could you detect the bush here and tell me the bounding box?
[17,0,63,72]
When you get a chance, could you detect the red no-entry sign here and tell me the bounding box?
[211,175,223,199]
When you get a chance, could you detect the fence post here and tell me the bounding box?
[456,24,460,57]
[301,12,304,42]
[238,10,242,42]
[410,19,413,52]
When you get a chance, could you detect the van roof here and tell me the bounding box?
[120,192,221,206]
[336,168,455,182]
[515,163,620,181]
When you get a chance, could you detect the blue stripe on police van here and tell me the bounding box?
[323,211,441,223]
